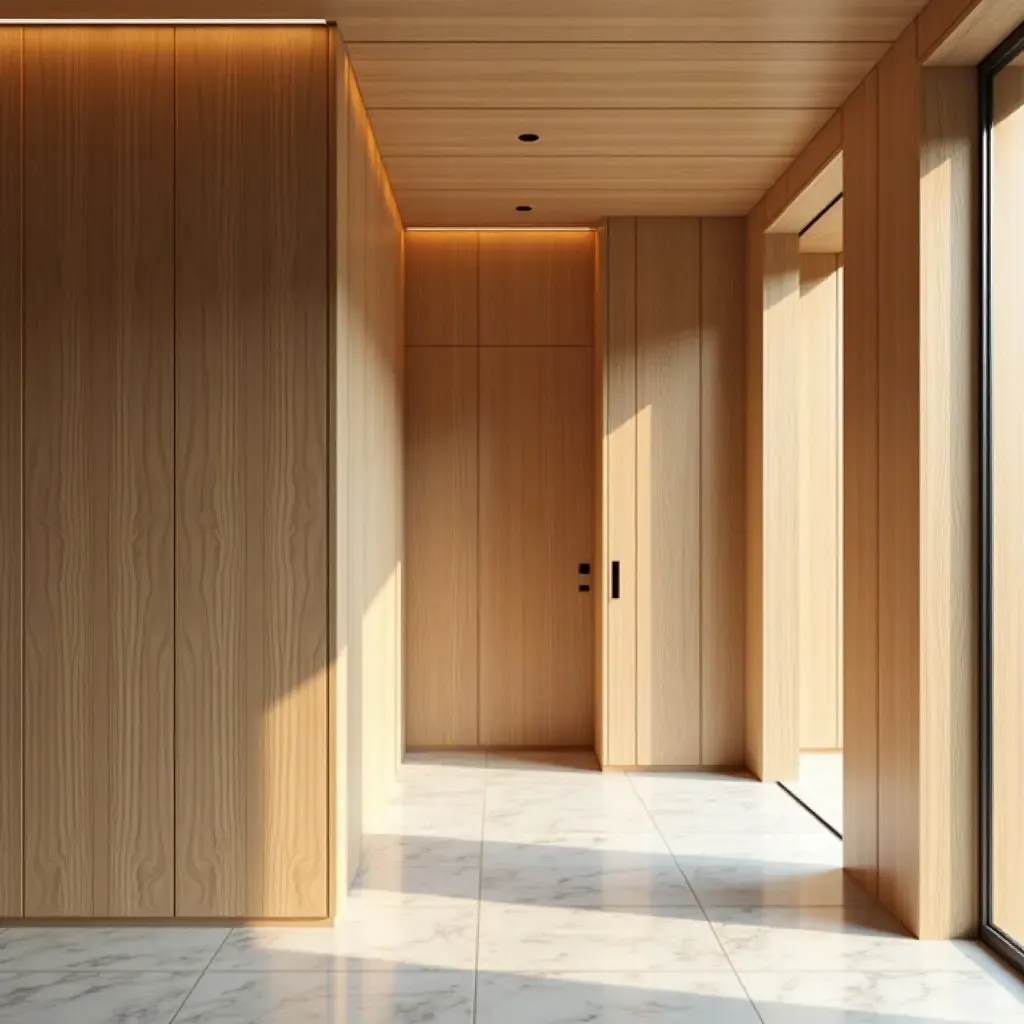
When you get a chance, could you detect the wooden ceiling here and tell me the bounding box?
[337,0,929,226]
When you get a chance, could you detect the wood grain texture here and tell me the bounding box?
[479,347,596,747]
[745,203,766,778]
[876,23,921,934]
[22,27,175,919]
[593,227,607,764]
[348,42,889,110]
[405,231,478,347]
[635,218,702,767]
[404,348,479,747]
[371,108,835,159]
[800,198,844,253]
[479,231,596,347]
[701,219,747,767]
[768,153,844,234]
[990,65,1024,946]
[399,191,763,228]
[919,0,1021,65]
[760,233,802,782]
[798,254,842,752]
[918,66,977,940]
[0,27,21,918]
[604,218,638,767]
[841,70,880,898]
[175,27,329,919]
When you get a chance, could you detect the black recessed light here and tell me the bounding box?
[515,205,533,212]
[518,132,540,143]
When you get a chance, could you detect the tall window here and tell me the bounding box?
[982,21,1024,974]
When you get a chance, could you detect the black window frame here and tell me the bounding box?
[980,18,1024,977]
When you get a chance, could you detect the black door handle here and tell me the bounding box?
[611,561,620,600]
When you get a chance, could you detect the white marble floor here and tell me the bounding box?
[2,750,1023,1023]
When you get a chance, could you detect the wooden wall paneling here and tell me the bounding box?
[479,346,596,747]
[479,231,595,347]
[990,63,1024,945]
[835,257,845,748]
[604,218,638,766]
[745,203,766,778]
[799,198,844,253]
[405,231,478,347]
[798,254,842,751]
[0,27,22,918]
[760,232,802,782]
[842,69,880,896]
[635,218,702,767]
[876,24,921,933]
[918,66,978,940]
[404,353,479,747]
[175,27,329,919]
[594,226,607,765]
[700,218,747,766]
[346,42,888,111]
[22,27,175,918]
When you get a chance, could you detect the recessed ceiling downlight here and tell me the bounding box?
[515,205,533,212]
[518,133,540,143]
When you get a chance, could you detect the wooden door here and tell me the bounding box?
[479,347,596,747]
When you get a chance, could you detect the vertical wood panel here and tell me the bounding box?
[479,347,595,747]
[877,24,920,932]
[635,218,701,766]
[605,218,638,766]
[175,27,329,919]
[405,231,478,347]
[701,218,747,766]
[799,253,841,751]
[0,28,22,918]
[479,231,595,347]
[761,232,801,782]
[405,351,478,747]
[23,27,175,918]
[843,69,880,896]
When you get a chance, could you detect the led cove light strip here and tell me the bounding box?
[406,227,597,233]
[0,18,329,24]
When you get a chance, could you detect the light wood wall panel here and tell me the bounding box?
[990,63,1024,951]
[701,219,747,766]
[0,27,22,918]
[174,27,329,919]
[842,69,880,897]
[799,253,842,752]
[479,347,596,747]
[635,219,702,766]
[604,219,638,766]
[22,27,175,918]
[405,348,478,747]
[405,231,478,347]
[479,231,595,347]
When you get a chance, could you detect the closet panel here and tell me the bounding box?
[22,27,175,917]
[175,28,329,919]
[479,347,596,746]
[405,347,479,748]
[0,28,22,917]
[406,231,478,347]
[635,218,702,766]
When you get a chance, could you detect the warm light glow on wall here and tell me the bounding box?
[0,19,329,24]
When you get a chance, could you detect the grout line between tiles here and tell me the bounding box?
[624,771,767,1023]
[167,929,232,1024]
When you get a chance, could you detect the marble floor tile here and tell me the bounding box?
[174,969,475,1024]
[477,903,731,973]
[710,906,985,973]
[361,833,482,870]
[0,926,228,973]
[743,970,1024,1023]
[350,861,481,908]
[481,842,697,908]
[0,970,197,1024]
[368,804,485,841]
[211,904,479,972]
[650,794,826,837]
[475,971,761,1023]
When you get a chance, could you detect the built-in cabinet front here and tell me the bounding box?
[404,230,596,749]
[0,26,330,920]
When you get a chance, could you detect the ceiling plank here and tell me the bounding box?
[398,189,762,226]
[369,108,834,158]
[347,42,890,109]
[335,0,928,42]
[384,155,790,193]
